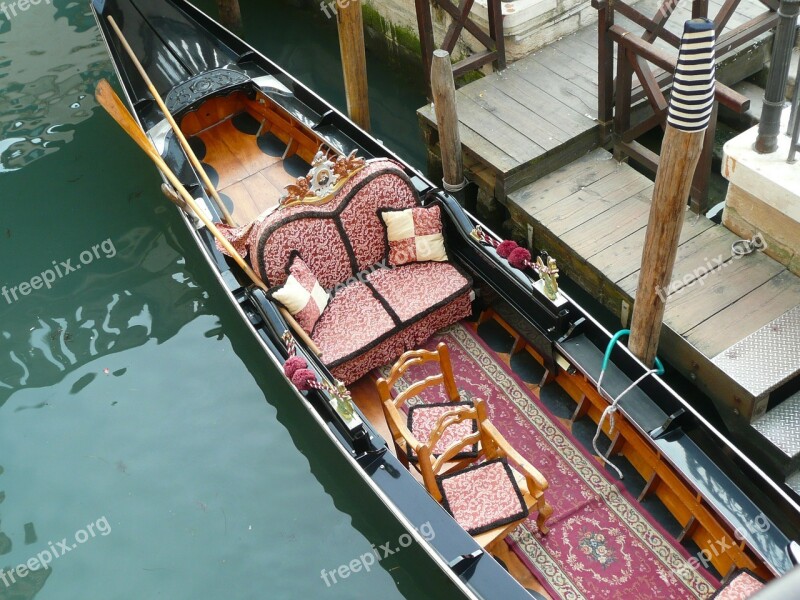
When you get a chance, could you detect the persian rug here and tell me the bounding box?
[380,323,718,600]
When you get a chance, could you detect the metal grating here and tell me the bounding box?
[752,391,800,459]
[712,305,800,397]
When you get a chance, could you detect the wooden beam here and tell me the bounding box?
[415,0,436,97]
[336,0,371,131]
[216,0,242,30]
[442,0,476,52]
[609,24,750,112]
[487,0,506,70]
[615,1,681,47]
[597,0,615,139]
[431,50,465,191]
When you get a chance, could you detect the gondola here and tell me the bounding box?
[91,1,800,597]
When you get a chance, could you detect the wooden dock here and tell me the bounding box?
[507,147,800,358]
[416,0,800,479]
[417,0,771,203]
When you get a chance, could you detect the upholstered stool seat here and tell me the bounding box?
[437,458,530,536]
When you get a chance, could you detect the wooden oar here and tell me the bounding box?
[95,79,265,291]
[95,79,324,356]
[106,15,236,227]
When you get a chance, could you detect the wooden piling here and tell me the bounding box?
[629,19,717,366]
[216,0,242,30]
[430,49,464,194]
[336,0,371,131]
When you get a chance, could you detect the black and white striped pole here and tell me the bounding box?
[629,19,716,367]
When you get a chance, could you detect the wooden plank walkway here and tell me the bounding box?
[506,147,800,375]
[417,0,771,200]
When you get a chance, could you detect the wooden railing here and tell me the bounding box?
[593,0,779,213]
[414,0,506,96]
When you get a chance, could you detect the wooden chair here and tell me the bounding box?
[416,399,552,548]
[377,343,477,471]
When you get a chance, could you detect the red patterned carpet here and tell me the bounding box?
[381,323,719,600]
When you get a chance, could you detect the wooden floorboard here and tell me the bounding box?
[590,211,715,285]
[617,224,739,295]
[491,70,592,136]
[561,188,653,255]
[685,271,800,357]
[460,84,570,149]
[511,58,597,117]
[418,104,519,174]
[664,253,785,335]
[453,92,545,165]
[507,149,799,406]
[508,149,622,213]
[535,168,651,237]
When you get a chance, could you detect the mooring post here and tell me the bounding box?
[216,0,242,30]
[754,0,800,154]
[430,50,465,201]
[628,19,717,366]
[336,0,371,131]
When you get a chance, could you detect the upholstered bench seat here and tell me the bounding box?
[313,261,473,384]
[366,262,471,323]
[216,158,474,385]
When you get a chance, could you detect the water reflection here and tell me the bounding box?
[0,466,51,600]
[0,0,110,171]
[0,226,210,407]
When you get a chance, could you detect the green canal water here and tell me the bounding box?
[0,1,466,598]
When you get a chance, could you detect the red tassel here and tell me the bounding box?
[283,356,308,378]
[508,247,532,270]
[496,240,519,258]
[291,368,317,391]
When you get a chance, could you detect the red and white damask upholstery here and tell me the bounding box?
[367,262,470,323]
[437,458,530,536]
[268,254,329,335]
[311,281,396,366]
[710,571,765,599]
[326,291,473,384]
[407,401,478,462]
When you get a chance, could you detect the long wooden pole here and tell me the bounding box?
[430,49,464,195]
[94,79,264,290]
[106,16,236,227]
[336,0,371,131]
[628,19,717,366]
[216,0,242,30]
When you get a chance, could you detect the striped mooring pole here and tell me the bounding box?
[629,19,717,367]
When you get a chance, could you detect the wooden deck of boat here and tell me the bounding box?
[192,116,304,224]
[506,147,800,383]
[417,0,770,200]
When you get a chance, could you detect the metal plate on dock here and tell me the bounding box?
[752,391,800,460]
[787,470,800,496]
[711,305,800,397]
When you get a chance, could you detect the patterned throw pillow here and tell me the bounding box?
[379,205,448,267]
[269,254,329,335]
